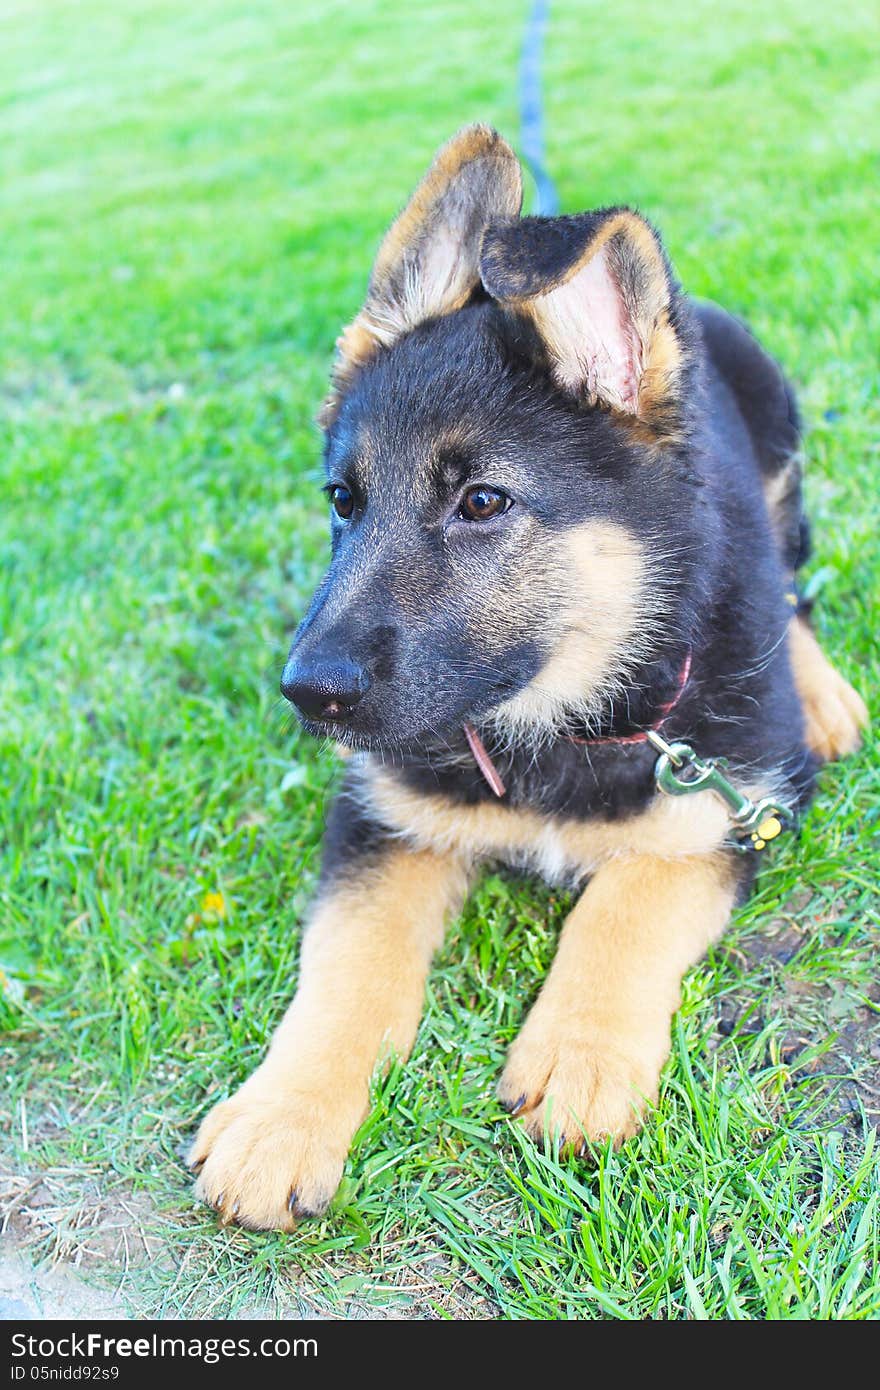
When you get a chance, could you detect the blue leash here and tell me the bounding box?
[519,0,560,216]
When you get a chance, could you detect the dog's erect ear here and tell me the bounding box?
[320,125,522,427]
[480,208,684,428]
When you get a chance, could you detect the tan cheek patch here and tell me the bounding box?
[491,519,648,735]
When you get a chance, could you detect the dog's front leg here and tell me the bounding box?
[189,815,468,1230]
[499,852,740,1149]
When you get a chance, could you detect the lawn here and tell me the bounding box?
[1,0,878,1320]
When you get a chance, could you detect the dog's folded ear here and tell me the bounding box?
[320,125,522,426]
[480,208,686,433]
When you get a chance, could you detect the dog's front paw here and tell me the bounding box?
[790,618,868,763]
[498,1019,668,1151]
[801,664,868,763]
[187,1083,349,1230]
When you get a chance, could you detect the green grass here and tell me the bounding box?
[1,0,878,1320]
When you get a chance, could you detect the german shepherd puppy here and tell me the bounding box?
[189,126,867,1230]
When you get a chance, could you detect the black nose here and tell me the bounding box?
[280,656,370,721]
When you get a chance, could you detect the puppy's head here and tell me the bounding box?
[283,126,701,750]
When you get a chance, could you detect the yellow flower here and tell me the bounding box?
[201,891,227,919]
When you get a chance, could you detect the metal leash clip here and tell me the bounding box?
[646,730,795,852]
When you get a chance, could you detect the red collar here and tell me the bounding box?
[567,648,692,749]
[463,649,693,799]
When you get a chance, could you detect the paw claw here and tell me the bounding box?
[500,1092,527,1116]
[500,1024,665,1151]
[188,1086,348,1232]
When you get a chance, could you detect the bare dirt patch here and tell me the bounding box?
[713,912,880,1133]
[0,1249,131,1320]
[0,1158,171,1319]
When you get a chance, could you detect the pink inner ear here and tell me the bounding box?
[535,244,641,411]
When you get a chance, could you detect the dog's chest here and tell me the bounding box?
[362,764,733,882]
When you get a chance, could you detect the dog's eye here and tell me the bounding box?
[458,486,512,522]
[330,485,354,519]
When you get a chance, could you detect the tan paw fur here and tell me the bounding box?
[800,665,868,763]
[498,1019,669,1150]
[188,1082,349,1231]
[790,616,868,763]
